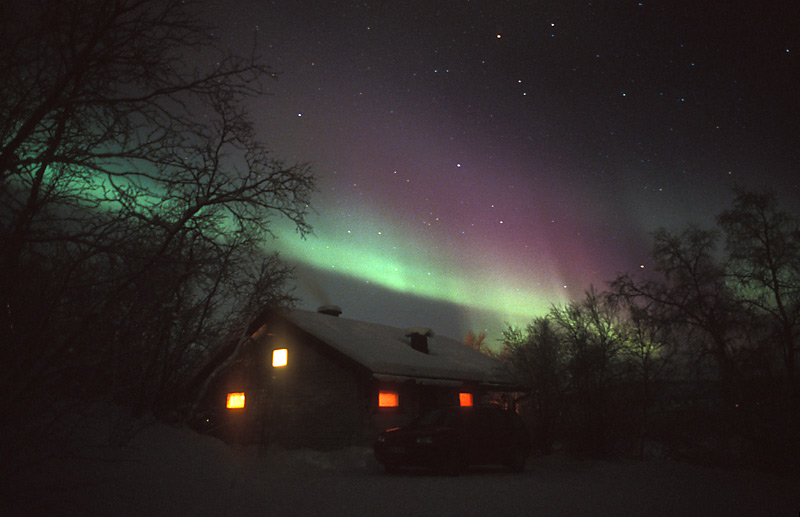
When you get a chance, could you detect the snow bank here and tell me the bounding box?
[11,419,799,516]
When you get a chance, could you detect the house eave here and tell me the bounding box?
[372,373,465,387]
[371,372,521,390]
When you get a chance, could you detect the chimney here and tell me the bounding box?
[317,304,342,317]
[405,327,434,354]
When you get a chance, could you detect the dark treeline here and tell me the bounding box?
[499,190,800,473]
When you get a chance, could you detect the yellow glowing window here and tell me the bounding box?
[459,392,473,407]
[378,390,399,408]
[272,348,288,367]
[226,392,245,409]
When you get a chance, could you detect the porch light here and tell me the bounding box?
[378,390,399,408]
[459,392,473,407]
[272,348,288,367]
[226,392,245,409]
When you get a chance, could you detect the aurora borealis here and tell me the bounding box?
[212,0,799,342]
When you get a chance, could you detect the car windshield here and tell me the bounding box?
[410,407,465,428]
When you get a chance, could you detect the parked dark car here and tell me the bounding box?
[374,405,531,474]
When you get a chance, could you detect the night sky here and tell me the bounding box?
[211,1,799,344]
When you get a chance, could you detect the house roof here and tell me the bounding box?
[281,308,516,387]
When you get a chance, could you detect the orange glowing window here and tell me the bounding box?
[459,392,473,407]
[272,348,288,367]
[226,392,245,409]
[378,390,399,408]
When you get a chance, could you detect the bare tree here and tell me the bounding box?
[0,0,314,425]
[463,330,487,352]
[499,288,629,456]
[717,189,800,412]
[609,294,678,457]
[549,287,627,456]
[552,288,626,391]
[611,228,744,405]
[500,317,568,454]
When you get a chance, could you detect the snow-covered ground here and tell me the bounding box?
[12,421,799,516]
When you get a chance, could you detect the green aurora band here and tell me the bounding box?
[270,201,569,333]
[21,163,567,336]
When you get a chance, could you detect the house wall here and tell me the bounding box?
[369,381,417,433]
[249,328,371,450]
[368,381,497,433]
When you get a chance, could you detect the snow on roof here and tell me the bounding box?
[282,308,514,386]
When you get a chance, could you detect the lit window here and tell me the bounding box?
[272,348,288,367]
[378,390,399,408]
[459,392,473,407]
[226,392,245,409]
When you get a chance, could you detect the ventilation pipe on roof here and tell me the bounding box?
[317,304,342,317]
[405,327,434,354]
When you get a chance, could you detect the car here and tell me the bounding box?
[373,405,531,474]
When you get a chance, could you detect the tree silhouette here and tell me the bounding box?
[499,191,799,470]
[501,317,567,454]
[718,189,800,413]
[0,0,314,424]
[612,228,744,405]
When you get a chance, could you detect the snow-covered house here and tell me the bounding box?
[188,305,521,449]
